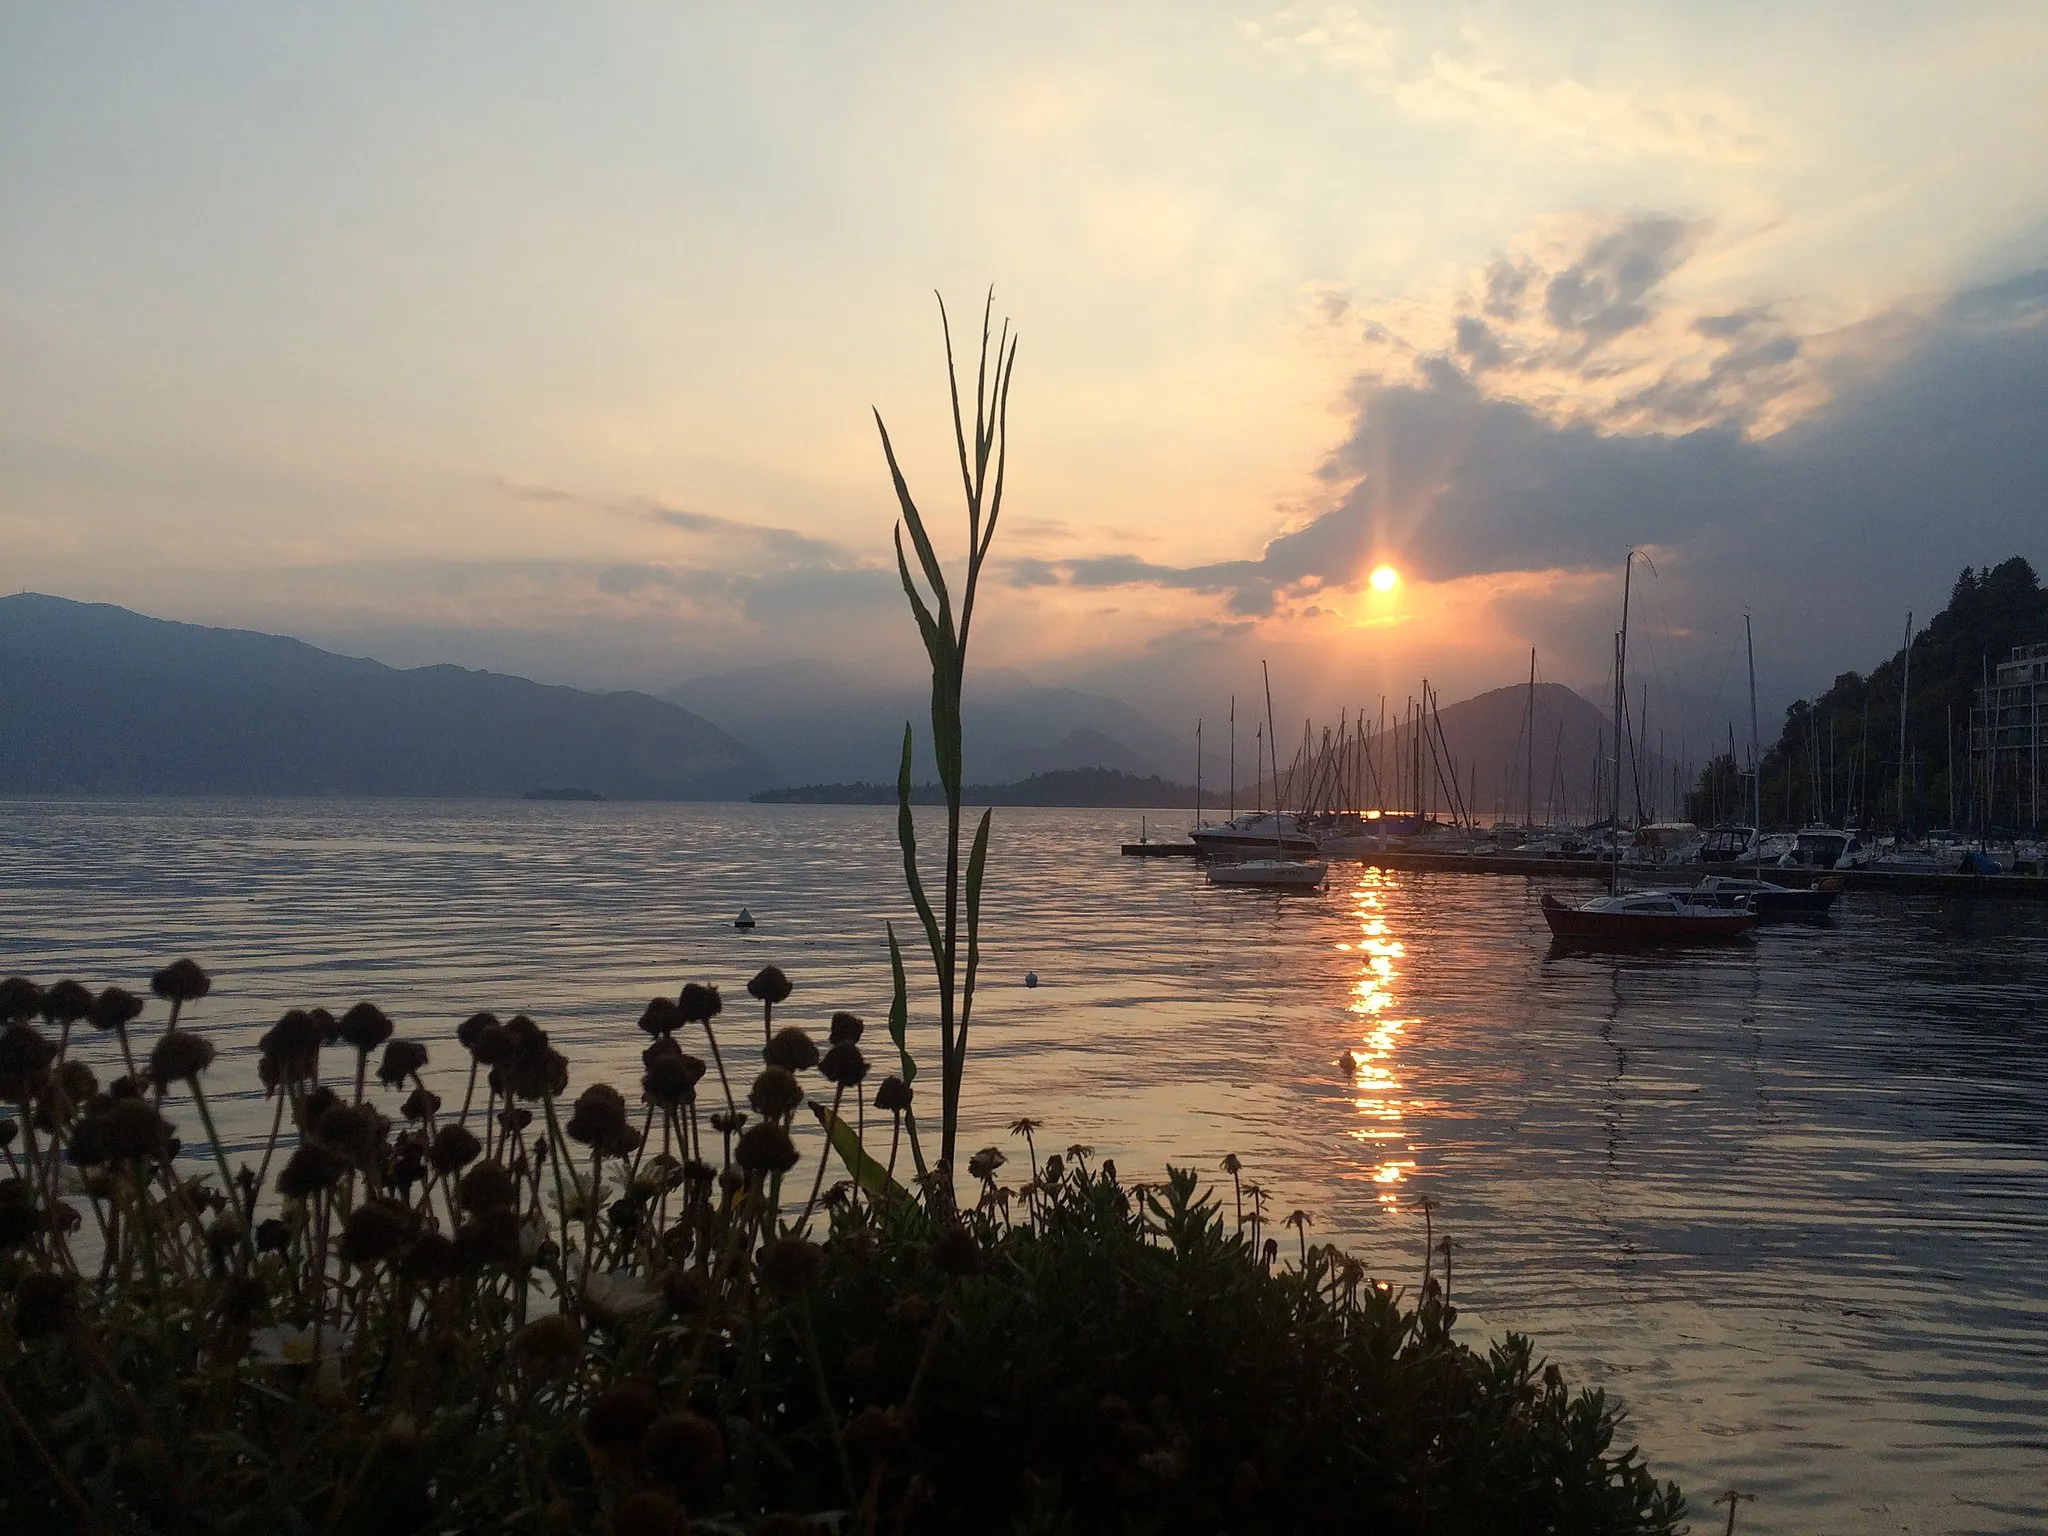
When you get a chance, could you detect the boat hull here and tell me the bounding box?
[1208,860,1328,889]
[1541,893,1757,941]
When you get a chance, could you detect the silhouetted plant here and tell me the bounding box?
[875,289,1018,1179]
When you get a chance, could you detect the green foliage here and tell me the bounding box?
[1682,751,1745,827]
[1692,556,2048,830]
[876,292,1019,1176]
[0,980,1685,1532]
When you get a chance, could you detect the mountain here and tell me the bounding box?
[664,660,1196,786]
[1251,681,1678,826]
[0,594,768,799]
[752,768,1200,808]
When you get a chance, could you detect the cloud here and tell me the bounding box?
[996,243,2048,690]
[1244,7,1770,164]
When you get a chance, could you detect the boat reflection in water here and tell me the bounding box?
[1336,869,1415,1207]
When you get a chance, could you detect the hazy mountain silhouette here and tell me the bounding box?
[0,594,767,799]
[664,660,1196,785]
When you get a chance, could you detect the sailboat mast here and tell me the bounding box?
[1195,719,1202,834]
[1229,696,1235,821]
[1526,647,1537,830]
[1262,660,1282,852]
[1896,612,1913,832]
[1746,611,1761,876]
[1613,548,1635,895]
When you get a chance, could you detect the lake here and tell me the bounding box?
[5,797,2045,1534]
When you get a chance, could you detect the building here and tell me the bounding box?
[1969,642,2047,831]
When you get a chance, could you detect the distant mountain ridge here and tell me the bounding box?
[0,594,767,799]
[664,660,1197,786]
[752,768,1199,808]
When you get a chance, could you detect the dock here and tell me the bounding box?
[1121,842,2048,898]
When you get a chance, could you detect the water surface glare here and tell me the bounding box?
[5,798,2045,1534]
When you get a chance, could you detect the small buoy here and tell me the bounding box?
[1023,970,1039,989]
[1338,1050,1359,1073]
[734,906,756,930]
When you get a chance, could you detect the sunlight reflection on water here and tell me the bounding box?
[3,797,2046,1535]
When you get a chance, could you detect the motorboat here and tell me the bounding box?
[1690,873,1840,919]
[1541,889,1758,942]
[1191,812,1319,857]
[1778,826,1873,872]
[1207,858,1328,889]
[1696,825,1758,864]
[1625,822,1704,866]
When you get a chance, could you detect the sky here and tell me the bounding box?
[5,3,2047,748]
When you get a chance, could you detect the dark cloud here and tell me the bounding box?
[1004,261,2048,690]
[1541,215,1694,349]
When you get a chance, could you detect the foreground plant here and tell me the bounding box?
[0,963,1683,1534]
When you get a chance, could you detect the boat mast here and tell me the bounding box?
[1526,647,1537,831]
[1746,611,1761,878]
[1262,660,1282,853]
[1194,718,1202,835]
[1613,549,1635,896]
[1228,696,1235,821]
[1896,612,1913,833]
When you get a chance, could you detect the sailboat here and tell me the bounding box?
[1209,662,1328,890]
[1542,552,1757,943]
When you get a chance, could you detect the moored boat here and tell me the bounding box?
[1541,890,1758,940]
[1192,811,1319,856]
[1208,858,1327,889]
[1691,873,1840,918]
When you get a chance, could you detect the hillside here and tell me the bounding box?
[666,660,1195,786]
[752,768,1200,808]
[0,594,768,799]
[1738,556,2048,831]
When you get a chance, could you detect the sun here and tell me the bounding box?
[1369,564,1400,592]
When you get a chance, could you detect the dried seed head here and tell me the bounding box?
[873,1075,912,1113]
[747,1066,804,1120]
[708,1109,747,1136]
[967,1147,1005,1182]
[0,978,41,1023]
[932,1222,983,1277]
[457,1159,519,1213]
[757,1235,826,1296]
[502,1019,569,1101]
[763,1026,819,1072]
[147,1028,216,1085]
[277,1139,350,1198]
[88,986,144,1033]
[313,1102,387,1169]
[676,982,722,1023]
[641,1051,703,1109]
[829,1010,864,1044]
[401,1231,459,1284]
[39,980,93,1025]
[509,1312,584,1374]
[378,1038,429,1087]
[637,997,682,1038]
[747,966,793,1006]
[428,1122,482,1174]
[259,1009,323,1081]
[611,1490,687,1536]
[583,1380,662,1455]
[400,1085,441,1122]
[338,1002,394,1054]
[456,1010,500,1049]
[256,1217,294,1253]
[302,1085,340,1124]
[453,1208,522,1269]
[566,1084,631,1148]
[150,958,212,1005]
[13,1271,78,1341]
[339,1199,416,1265]
[820,1041,869,1089]
[91,1097,173,1163]
[734,1121,798,1174]
[310,1007,339,1044]
[469,1020,514,1065]
[641,1410,724,1499]
[0,1023,56,1101]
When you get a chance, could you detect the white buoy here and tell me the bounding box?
[734,906,756,930]
[1024,970,1039,989]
